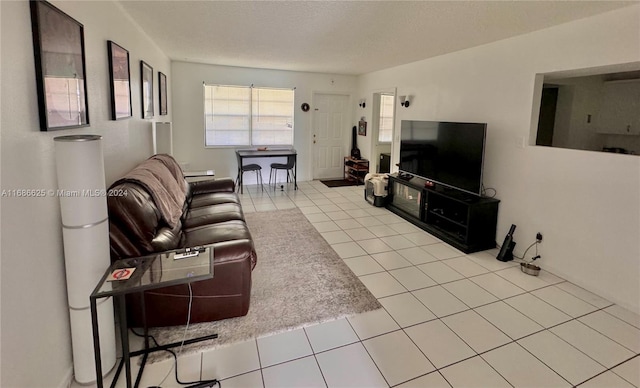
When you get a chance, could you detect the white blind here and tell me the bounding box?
[252,88,294,145]
[378,94,395,143]
[204,84,294,147]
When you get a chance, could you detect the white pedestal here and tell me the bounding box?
[54,135,116,384]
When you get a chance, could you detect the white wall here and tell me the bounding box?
[355,5,640,312]
[171,62,357,182]
[0,1,171,386]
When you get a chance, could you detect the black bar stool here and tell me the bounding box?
[269,155,295,190]
[235,152,264,192]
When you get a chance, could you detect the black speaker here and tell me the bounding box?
[351,126,361,160]
[496,224,516,262]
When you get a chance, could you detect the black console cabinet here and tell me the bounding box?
[387,173,499,253]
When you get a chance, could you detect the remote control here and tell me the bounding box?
[174,251,199,260]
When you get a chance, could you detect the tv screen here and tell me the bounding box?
[399,120,487,196]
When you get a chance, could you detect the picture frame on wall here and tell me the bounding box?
[158,72,167,115]
[358,120,367,136]
[30,0,90,131]
[107,41,132,120]
[141,60,153,119]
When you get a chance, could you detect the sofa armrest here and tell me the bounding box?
[189,178,235,195]
[151,223,183,252]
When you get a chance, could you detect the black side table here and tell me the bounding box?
[90,247,215,388]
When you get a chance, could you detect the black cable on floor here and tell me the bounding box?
[512,240,538,262]
[130,328,221,388]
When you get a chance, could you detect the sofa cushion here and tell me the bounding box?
[183,202,244,229]
[189,192,240,208]
[189,178,235,195]
[181,220,253,246]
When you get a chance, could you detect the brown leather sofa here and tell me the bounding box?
[107,154,257,327]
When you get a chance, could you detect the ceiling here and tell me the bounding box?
[117,1,637,75]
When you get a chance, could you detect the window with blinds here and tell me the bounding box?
[378,94,395,143]
[204,84,294,147]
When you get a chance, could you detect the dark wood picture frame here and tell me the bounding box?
[158,72,167,115]
[107,41,132,120]
[141,60,153,119]
[30,0,89,131]
[358,120,367,136]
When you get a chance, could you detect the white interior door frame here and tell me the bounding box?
[311,92,352,180]
[369,88,396,172]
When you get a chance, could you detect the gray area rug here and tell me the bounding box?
[148,207,381,361]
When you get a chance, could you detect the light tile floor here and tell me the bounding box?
[83,181,639,388]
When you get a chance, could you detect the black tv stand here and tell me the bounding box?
[386,173,499,253]
[432,185,477,202]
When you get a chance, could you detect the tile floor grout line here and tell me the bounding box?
[439,308,515,355]
[357,335,393,387]
[381,269,506,376]
[398,317,513,386]
[545,326,632,381]
[498,338,574,387]
[607,354,640,386]
[476,351,518,388]
[531,282,611,310]
[301,325,330,388]
[217,370,264,384]
[578,310,640,354]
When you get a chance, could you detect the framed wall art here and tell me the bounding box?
[158,72,167,115]
[358,120,367,136]
[140,60,153,119]
[30,0,89,131]
[107,41,132,120]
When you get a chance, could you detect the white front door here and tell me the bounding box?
[312,93,349,180]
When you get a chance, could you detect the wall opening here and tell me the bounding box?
[531,64,640,155]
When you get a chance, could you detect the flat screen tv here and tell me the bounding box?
[399,120,487,196]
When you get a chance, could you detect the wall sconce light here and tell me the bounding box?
[359,99,366,108]
[399,95,411,108]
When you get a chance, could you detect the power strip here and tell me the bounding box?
[174,251,199,260]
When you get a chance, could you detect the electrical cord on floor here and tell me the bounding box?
[512,240,540,262]
[130,330,221,388]
[495,239,540,263]
[130,283,221,388]
[156,282,193,387]
[481,184,497,198]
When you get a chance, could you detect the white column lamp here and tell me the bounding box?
[54,135,116,384]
